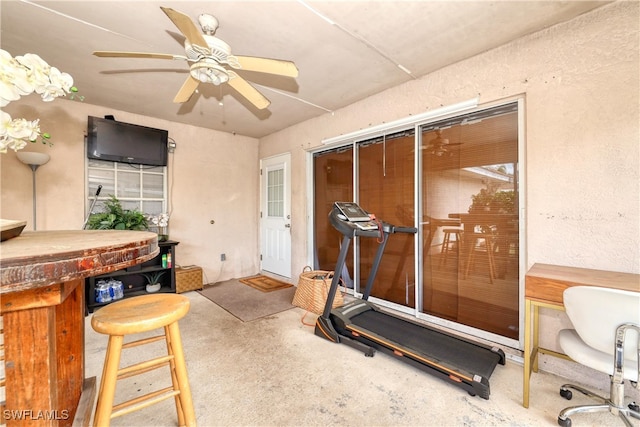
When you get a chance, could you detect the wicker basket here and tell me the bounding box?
[292,267,344,315]
[175,265,203,293]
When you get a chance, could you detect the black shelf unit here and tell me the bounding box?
[85,240,179,313]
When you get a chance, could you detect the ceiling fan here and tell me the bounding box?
[422,129,463,156]
[93,6,298,110]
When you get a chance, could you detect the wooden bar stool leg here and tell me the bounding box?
[164,325,185,426]
[486,237,495,284]
[439,231,451,267]
[464,237,476,279]
[440,232,451,254]
[166,322,196,427]
[464,235,495,283]
[94,335,124,426]
[440,229,462,267]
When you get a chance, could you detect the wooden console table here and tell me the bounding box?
[523,263,640,408]
[0,230,158,426]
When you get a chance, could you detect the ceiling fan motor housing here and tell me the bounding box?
[198,14,219,35]
[184,34,235,64]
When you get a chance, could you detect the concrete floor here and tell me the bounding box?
[84,291,634,426]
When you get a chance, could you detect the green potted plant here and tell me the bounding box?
[142,271,165,293]
[86,195,148,230]
[469,187,496,213]
[469,183,516,214]
[490,190,516,214]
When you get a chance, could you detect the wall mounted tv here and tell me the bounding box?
[87,116,169,167]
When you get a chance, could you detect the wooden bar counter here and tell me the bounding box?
[0,230,159,426]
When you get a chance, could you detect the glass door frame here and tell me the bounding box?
[306,96,526,350]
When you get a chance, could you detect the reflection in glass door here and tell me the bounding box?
[357,132,416,307]
[313,148,355,287]
[420,104,519,339]
[312,102,520,341]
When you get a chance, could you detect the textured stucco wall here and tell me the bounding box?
[259,0,639,361]
[0,100,260,282]
[261,1,639,279]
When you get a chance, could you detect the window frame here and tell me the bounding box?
[307,97,525,349]
[85,159,168,218]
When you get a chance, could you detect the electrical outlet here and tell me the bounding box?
[220,253,226,262]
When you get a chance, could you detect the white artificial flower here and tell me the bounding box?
[0,49,80,153]
[158,213,170,227]
[0,111,41,153]
[40,67,73,101]
[0,137,28,154]
[16,52,51,89]
[147,213,170,228]
[0,50,28,106]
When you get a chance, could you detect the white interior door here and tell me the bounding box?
[260,153,291,278]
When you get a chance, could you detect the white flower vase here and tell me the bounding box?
[157,226,168,242]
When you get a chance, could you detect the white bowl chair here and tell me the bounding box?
[557,286,640,427]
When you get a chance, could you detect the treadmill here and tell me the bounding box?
[315,203,505,399]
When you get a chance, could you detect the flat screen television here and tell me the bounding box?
[87,116,169,167]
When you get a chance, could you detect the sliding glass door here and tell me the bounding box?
[420,103,519,339]
[357,132,416,306]
[312,101,520,342]
[313,147,355,286]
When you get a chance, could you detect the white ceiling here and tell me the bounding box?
[1,1,610,139]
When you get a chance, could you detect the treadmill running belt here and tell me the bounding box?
[351,310,501,379]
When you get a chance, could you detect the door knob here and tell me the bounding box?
[284,224,291,228]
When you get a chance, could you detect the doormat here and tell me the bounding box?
[197,279,296,322]
[239,275,292,292]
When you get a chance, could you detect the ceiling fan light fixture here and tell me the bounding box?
[428,129,449,147]
[190,62,229,85]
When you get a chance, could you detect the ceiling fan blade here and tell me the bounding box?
[173,76,201,103]
[160,7,208,49]
[227,75,270,110]
[93,51,186,61]
[235,56,298,78]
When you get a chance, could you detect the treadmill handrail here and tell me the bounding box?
[392,225,418,234]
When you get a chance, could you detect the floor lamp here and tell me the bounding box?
[16,151,51,231]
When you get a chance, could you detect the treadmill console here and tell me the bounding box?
[330,203,382,238]
[329,202,417,238]
[334,202,371,222]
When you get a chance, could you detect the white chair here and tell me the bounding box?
[557,286,640,427]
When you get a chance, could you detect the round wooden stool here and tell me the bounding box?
[91,294,196,426]
[464,232,496,283]
[440,228,463,266]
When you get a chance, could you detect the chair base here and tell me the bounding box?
[558,383,640,427]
